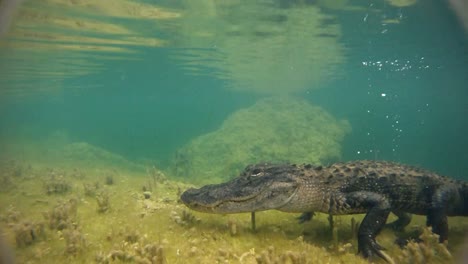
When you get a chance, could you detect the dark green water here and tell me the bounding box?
[0,0,467,179]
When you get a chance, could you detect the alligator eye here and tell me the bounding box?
[251,168,262,176]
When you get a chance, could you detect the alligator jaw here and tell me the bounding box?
[180,186,265,213]
[180,176,299,214]
[181,189,296,214]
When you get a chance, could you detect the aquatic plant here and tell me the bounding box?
[96,190,111,213]
[256,246,307,264]
[149,166,167,183]
[95,241,166,264]
[104,173,114,185]
[139,243,166,264]
[350,217,360,239]
[83,181,100,197]
[11,220,45,247]
[171,210,200,226]
[143,166,167,192]
[1,206,21,224]
[397,227,452,264]
[0,160,30,191]
[62,227,86,256]
[170,97,351,182]
[44,171,71,195]
[43,198,78,230]
[123,228,140,243]
[227,219,238,236]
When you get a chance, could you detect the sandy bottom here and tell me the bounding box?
[0,159,466,264]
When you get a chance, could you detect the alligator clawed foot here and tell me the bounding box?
[358,235,384,257]
[358,235,395,263]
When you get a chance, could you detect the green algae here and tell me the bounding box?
[170,97,351,183]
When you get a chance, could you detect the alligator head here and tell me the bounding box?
[180,163,300,213]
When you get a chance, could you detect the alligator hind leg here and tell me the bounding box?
[297,212,314,223]
[427,185,455,242]
[427,208,448,242]
[345,192,393,262]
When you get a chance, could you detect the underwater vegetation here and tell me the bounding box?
[170,97,351,182]
[0,151,466,263]
[43,198,78,230]
[95,240,166,264]
[397,227,453,263]
[96,190,111,213]
[10,219,46,248]
[44,170,72,195]
[62,227,86,256]
[83,181,101,197]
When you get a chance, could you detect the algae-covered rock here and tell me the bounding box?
[170,97,351,182]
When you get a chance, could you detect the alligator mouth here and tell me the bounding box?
[180,186,267,212]
[181,185,298,213]
[207,193,264,209]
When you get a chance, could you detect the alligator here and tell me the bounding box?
[180,160,468,262]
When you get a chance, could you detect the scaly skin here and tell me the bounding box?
[180,160,468,262]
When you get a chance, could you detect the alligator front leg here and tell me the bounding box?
[345,192,393,262]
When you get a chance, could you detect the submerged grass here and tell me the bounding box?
[0,159,466,263]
